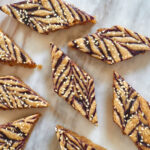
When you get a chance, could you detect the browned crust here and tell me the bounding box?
[37,64,43,70]
[68,41,74,47]
[49,18,96,34]
[0,59,36,68]
[96,28,107,33]
[42,20,96,35]
[56,125,106,150]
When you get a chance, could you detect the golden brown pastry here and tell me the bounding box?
[0,113,40,150]
[0,0,96,34]
[0,29,36,68]
[55,125,106,150]
[68,26,150,64]
[113,71,150,150]
[0,75,48,109]
[51,43,98,125]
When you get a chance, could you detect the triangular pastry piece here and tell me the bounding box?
[68,26,150,64]
[113,71,150,150]
[51,43,98,125]
[0,29,36,68]
[0,113,40,150]
[0,0,96,34]
[0,75,48,109]
[55,125,106,150]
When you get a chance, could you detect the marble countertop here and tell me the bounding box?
[0,0,150,150]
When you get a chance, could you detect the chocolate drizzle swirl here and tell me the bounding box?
[55,125,106,150]
[0,75,48,110]
[51,43,98,125]
[68,26,150,64]
[0,114,40,150]
[0,29,36,67]
[113,72,150,150]
[0,0,96,34]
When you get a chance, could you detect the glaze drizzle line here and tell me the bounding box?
[0,114,40,150]
[0,0,95,34]
[0,29,36,68]
[113,71,150,150]
[51,43,98,125]
[0,76,48,110]
[55,125,106,150]
[68,26,150,64]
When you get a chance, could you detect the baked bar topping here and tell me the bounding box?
[0,29,36,67]
[0,76,48,109]
[51,43,98,125]
[113,72,150,150]
[0,114,40,150]
[68,26,150,64]
[55,125,106,150]
[0,0,96,34]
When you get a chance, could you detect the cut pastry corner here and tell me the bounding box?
[0,29,36,68]
[0,113,40,149]
[55,125,106,150]
[0,75,49,110]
